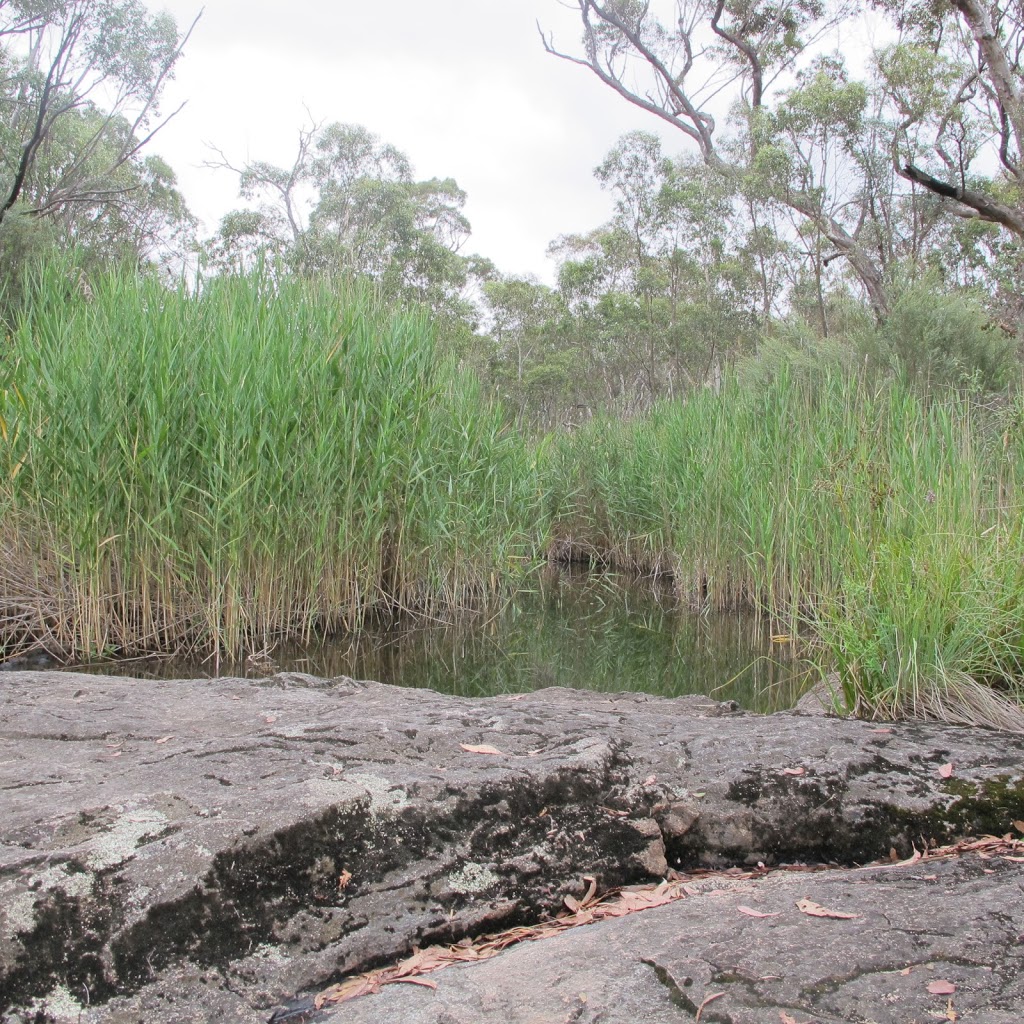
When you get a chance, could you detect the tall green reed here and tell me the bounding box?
[0,260,545,660]
[547,368,1024,726]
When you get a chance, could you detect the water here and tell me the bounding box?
[3,569,810,712]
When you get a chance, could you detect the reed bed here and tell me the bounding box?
[4,260,1024,727]
[0,262,544,661]
[548,370,1024,727]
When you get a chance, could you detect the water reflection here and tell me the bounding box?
[14,568,811,712]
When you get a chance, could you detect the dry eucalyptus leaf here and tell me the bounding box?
[927,979,956,995]
[796,898,858,920]
[737,905,780,918]
[459,743,504,756]
[937,762,954,778]
[155,736,173,744]
[694,992,725,1022]
[782,767,805,776]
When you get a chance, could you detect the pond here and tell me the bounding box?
[3,568,811,712]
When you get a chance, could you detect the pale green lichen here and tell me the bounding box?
[346,772,410,814]
[20,984,90,1023]
[1,865,94,934]
[447,862,499,894]
[84,807,169,869]
[303,772,408,815]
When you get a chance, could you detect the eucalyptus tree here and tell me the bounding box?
[879,0,1024,234]
[0,0,197,232]
[552,132,763,397]
[542,0,1024,324]
[206,122,485,336]
[872,0,1024,325]
[541,0,897,317]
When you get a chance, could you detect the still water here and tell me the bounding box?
[17,569,810,712]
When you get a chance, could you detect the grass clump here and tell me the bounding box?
[0,261,544,661]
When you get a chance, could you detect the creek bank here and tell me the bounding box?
[1,671,1023,1023]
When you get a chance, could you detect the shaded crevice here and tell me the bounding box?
[4,757,670,1015]
[642,958,734,1023]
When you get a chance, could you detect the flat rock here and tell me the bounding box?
[318,855,1024,1024]
[0,671,1022,1024]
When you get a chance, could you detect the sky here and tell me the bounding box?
[141,0,687,283]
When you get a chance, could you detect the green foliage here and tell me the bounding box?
[0,1,194,275]
[206,122,482,342]
[545,369,1024,726]
[0,205,55,322]
[850,276,1016,393]
[776,56,868,139]
[0,259,545,659]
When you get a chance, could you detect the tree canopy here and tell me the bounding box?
[0,0,197,268]
[205,121,490,339]
[540,0,1024,320]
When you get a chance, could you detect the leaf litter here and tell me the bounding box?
[301,832,1024,1014]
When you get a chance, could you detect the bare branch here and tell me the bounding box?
[710,0,763,108]
[902,161,1024,235]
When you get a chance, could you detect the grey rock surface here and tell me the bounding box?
[1,671,1022,1024]
[318,855,1024,1024]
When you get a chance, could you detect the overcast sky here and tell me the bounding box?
[140,0,688,283]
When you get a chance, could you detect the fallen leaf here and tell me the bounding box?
[695,992,725,1021]
[779,1014,798,1024]
[782,767,805,776]
[900,967,913,976]
[937,762,954,778]
[613,887,685,913]
[337,869,352,891]
[643,774,658,786]
[869,728,893,734]
[796,898,859,920]
[1013,820,1024,833]
[155,736,173,744]
[737,905,780,918]
[264,716,277,724]
[459,743,504,756]
[927,980,956,995]
[394,977,437,990]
